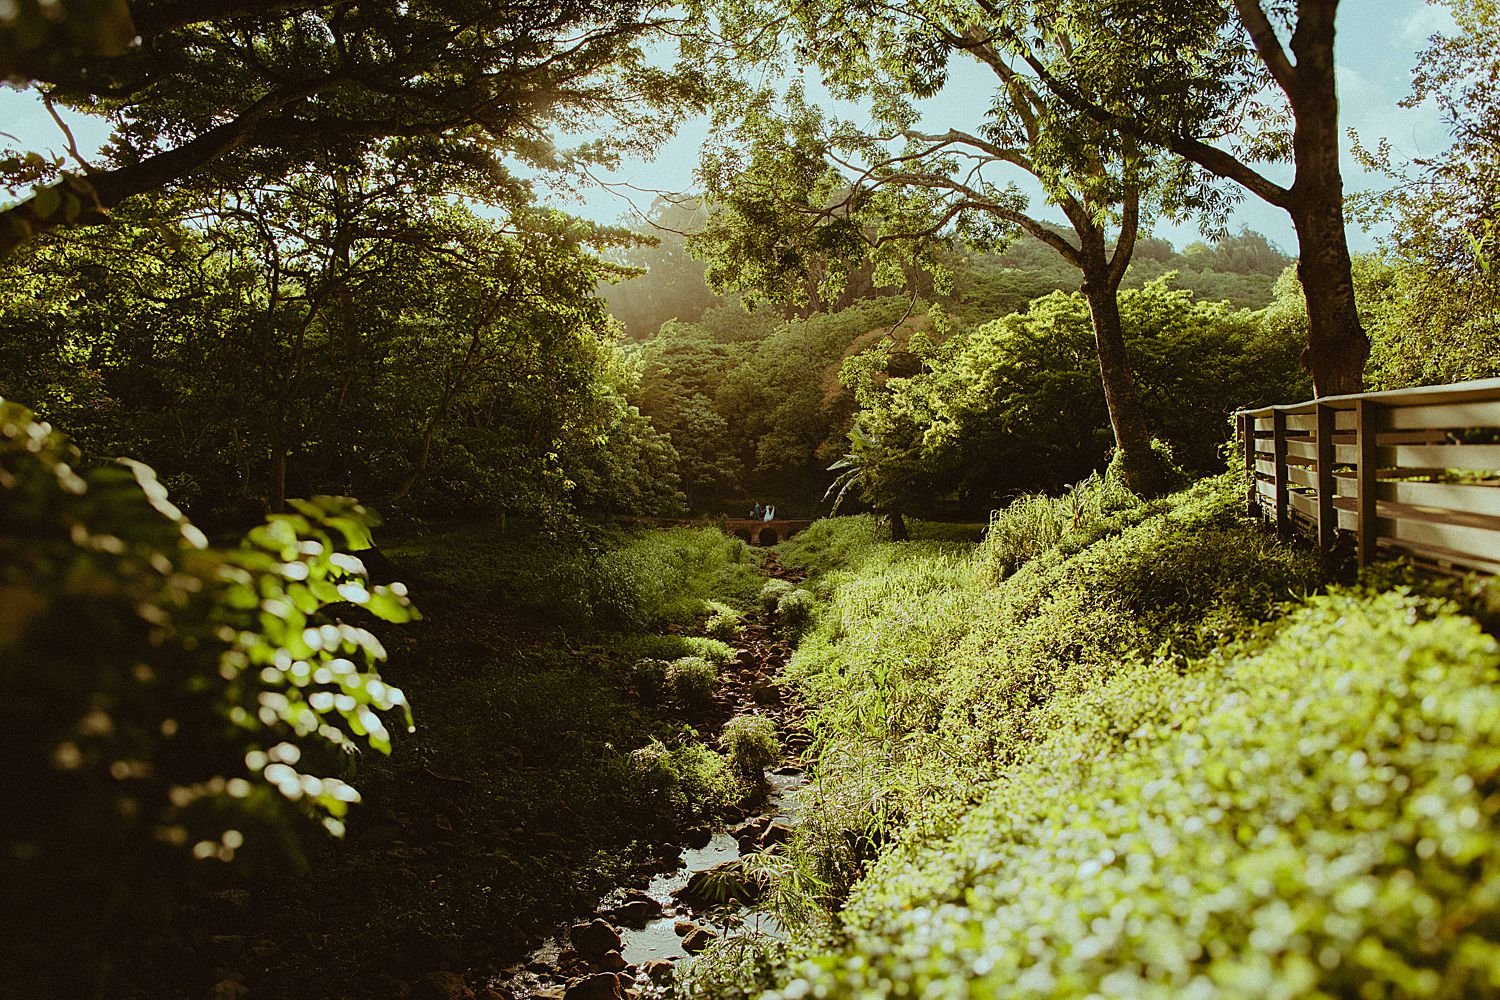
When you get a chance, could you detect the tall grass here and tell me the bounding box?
[978,465,1139,578]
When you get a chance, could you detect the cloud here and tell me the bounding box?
[1400,2,1456,42]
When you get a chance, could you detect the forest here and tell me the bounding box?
[2,0,1499,998]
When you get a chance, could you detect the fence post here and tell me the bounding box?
[1316,403,1337,552]
[1356,398,1379,568]
[1241,412,1258,518]
[1272,408,1289,538]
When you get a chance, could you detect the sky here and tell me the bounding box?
[0,0,1459,255]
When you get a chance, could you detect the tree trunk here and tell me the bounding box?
[887,509,909,542]
[1080,266,1166,496]
[1288,1,1369,396]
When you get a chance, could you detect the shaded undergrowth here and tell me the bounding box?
[113,523,764,998]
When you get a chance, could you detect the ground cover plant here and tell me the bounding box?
[689,474,1500,999]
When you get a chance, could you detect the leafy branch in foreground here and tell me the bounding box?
[1,399,418,950]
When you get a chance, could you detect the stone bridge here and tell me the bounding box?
[723,518,814,547]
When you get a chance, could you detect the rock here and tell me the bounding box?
[413,970,474,1000]
[673,860,763,908]
[569,920,621,962]
[681,926,718,954]
[529,989,566,1000]
[207,977,249,1000]
[672,920,696,937]
[563,973,621,1000]
[525,962,552,975]
[481,988,517,1000]
[772,764,804,776]
[637,960,674,983]
[729,816,771,848]
[684,826,713,849]
[611,898,659,928]
[599,950,628,972]
[758,822,794,848]
[751,683,781,706]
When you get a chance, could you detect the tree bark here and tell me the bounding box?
[887,509,910,541]
[1287,0,1368,395]
[1080,266,1166,495]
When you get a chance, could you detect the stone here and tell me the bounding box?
[758,822,794,848]
[672,920,695,936]
[637,960,674,983]
[611,898,659,928]
[681,926,718,954]
[480,988,517,1000]
[569,919,621,962]
[599,950,628,972]
[206,977,249,1000]
[529,989,565,1000]
[672,860,762,908]
[751,683,781,706]
[413,970,475,1000]
[562,973,621,1000]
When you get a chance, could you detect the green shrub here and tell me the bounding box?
[978,466,1139,578]
[720,715,780,779]
[630,738,737,819]
[630,658,670,701]
[775,588,815,627]
[616,634,736,666]
[759,578,796,613]
[668,656,719,707]
[781,589,1500,998]
[0,402,418,973]
[704,599,744,640]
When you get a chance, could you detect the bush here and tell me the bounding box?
[0,401,418,981]
[720,715,780,779]
[667,656,719,707]
[782,589,1500,999]
[630,738,737,820]
[759,578,795,613]
[630,658,670,701]
[704,599,744,640]
[979,466,1139,578]
[775,588,815,627]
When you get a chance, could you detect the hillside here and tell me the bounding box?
[679,473,1500,998]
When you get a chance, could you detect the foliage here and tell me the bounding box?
[2,0,705,251]
[720,715,780,780]
[1350,0,1500,390]
[979,466,1139,578]
[630,737,739,822]
[0,401,416,985]
[779,584,1500,998]
[775,589,816,629]
[703,600,745,640]
[0,173,682,523]
[844,279,1306,506]
[388,524,757,635]
[667,657,720,708]
[759,578,796,612]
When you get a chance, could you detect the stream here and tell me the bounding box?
[488,555,811,1000]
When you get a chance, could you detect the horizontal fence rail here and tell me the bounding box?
[1236,377,1500,576]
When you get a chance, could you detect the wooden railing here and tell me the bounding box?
[1236,377,1500,575]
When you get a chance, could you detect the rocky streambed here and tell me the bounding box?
[483,558,813,1000]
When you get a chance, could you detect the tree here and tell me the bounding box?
[689,2,1214,492]
[2,0,704,252]
[1350,0,1500,388]
[993,0,1368,395]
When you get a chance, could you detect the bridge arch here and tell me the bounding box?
[758,527,779,546]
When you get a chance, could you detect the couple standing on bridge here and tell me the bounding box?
[749,502,777,522]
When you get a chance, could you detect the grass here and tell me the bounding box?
[685,472,1500,999]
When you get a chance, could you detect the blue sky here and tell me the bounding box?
[0,0,1457,254]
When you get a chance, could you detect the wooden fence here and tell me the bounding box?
[1236,377,1500,575]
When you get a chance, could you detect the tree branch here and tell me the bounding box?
[1231,0,1298,98]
